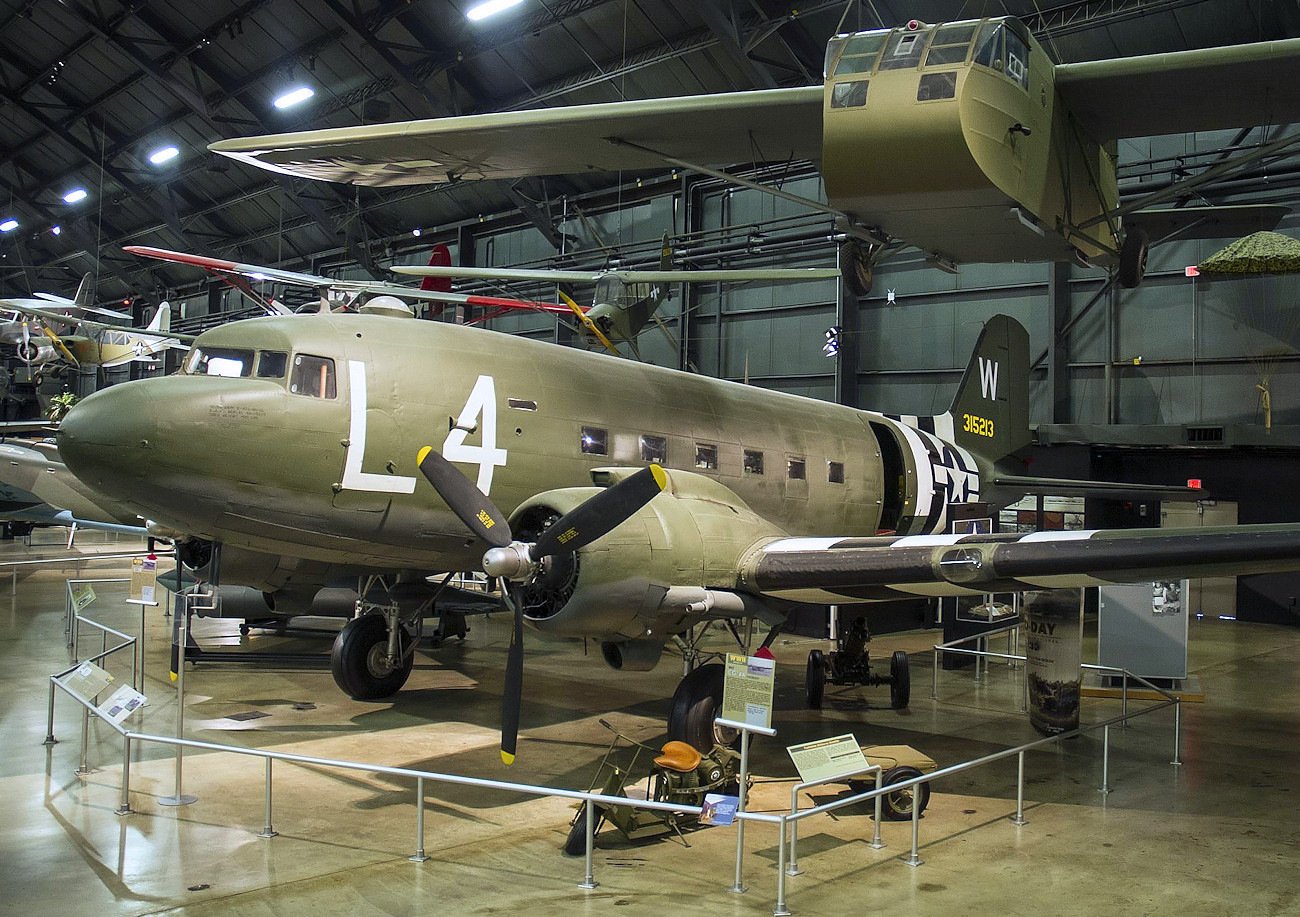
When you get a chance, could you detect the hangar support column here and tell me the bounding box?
[1047,262,1071,423]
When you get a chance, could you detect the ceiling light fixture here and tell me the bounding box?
[0,219,17,232]
[63,188,87,204]
[466,0,524,21]
[149,145,180,165]
[51,225,61,235]
[273,86,314,109]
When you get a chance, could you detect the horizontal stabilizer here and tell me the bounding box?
[990,474,1205,503]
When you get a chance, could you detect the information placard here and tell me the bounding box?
[721,653,775,728]
[128,556,159,606]
[98,684,147,725]
[700,793,739,826]
[786,734,868,784]
[61,661,114,702]
[71,585,96,612]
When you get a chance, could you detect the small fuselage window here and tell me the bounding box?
[640,434,667,464]
[185,346,254,378]
[744,449,765,475]
[581,427,608,456]
[257,351,288,379]
[787,457,807,480]
[828,461,845,484]
[695,443,719,470]
[290,354,337,399]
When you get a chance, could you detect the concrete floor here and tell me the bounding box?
[4,534,1300,917]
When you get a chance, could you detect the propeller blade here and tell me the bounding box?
[500,589,524,765]
[532,464,667,559]
[416,446,513,548]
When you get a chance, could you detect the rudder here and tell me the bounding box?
[943,314,1030,465]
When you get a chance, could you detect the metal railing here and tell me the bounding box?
[44,593,1186,917]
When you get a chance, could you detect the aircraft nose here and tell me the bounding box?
[58,383,160,491]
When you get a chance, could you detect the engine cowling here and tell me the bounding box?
[512,468,785,649]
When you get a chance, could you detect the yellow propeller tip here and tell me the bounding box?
[650,463,668,491]
[169,671,178,682]
[500,750,516,766]
[416,445,432,465]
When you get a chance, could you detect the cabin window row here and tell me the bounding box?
[580,427,845,483]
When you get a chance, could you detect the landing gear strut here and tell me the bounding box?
[805,617,910,710]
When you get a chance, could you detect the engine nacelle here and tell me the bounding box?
[513,468,785,647]
[600,639,664,671]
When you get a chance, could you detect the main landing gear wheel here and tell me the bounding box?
[668,663,737,752]
[330,613,414,700]
[889,650,911,709]
[806,649,827,708]
[1118,224,1149,289]
[563,806,606,856]
[839,240,874,297]
[880,765,930,820]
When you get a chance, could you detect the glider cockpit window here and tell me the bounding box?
[973,20,1029,89]
[580,427,608,456]
[184,346,254,378]
[1003,27,1030,89]
[257,351,288,379]
[289,354,337,399]
[878,28,931,71]
[831,31,887,76]
[831,80,869,109]
[640,434,667,464]
[923,22,975,67]
[972,22,1001,70]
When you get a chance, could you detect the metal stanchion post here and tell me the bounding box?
[75,704,91,776]
[786,791,802,877]
[774,815,791,917]
[869,792,885,849]
[1009,750,1027,825]
[258,758,277,837]
[116,735,133,816]
[160,595,196,806]
[43,679,58,745]
[731,732,752,893]
[137,604,147,692]
[1099,725,1111,794]
[1121,673,1129,726]
[973,637,982,684]
[1171,700,1183,766]
[931,647,939,700]
[409,777,428,861]
[904,787,923,867]
[579,799,598,889]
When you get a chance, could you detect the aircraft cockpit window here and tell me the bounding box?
[832,32,886,75]
[257,351,288,379]
[973,22,1028,90]
[695,443,718,471]
[640,434,667,464]
[831,80,869,109]
[924,24,974,67]
[973,22,1001,70]
[878,28,930,71]
[1003,29,1029,89]
[580,426,607,456]
[185,346,254,378]
[289,354,337,399]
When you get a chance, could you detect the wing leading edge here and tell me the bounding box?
[739,526,1300,603]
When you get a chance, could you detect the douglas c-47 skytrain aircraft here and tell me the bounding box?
[56,309,1300,763]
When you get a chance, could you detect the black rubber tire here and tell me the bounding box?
[1118,224,1149,289]
[668,663,735,752]
[806,650,827,708]
[563,806,605,856]
[889,650,911,709]
[330,614,414,700]
[839,240,873,297]
[881,765,930,820]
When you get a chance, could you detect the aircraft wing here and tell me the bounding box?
[393,265,840,283]
[207,86,825,187]
[741,525,1300,602]
[14,304,198,344]
[1055,37,1300,141]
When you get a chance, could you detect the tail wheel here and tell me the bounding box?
[330,613,414,699]
[889,650,911,709]
[1118,225,1149,289]
[668,663,736,752]
[563,805,605,856]
[839,240,874,297]
[881,765,930,820]
[806,649,828,708]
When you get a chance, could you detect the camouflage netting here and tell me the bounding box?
[1198,231,1300,274]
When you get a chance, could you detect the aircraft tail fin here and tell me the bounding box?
[941,314,1031,467]
[73,273,94,308]
[146,302,170,333]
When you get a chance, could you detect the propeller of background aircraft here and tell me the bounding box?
[415,446,666,764]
